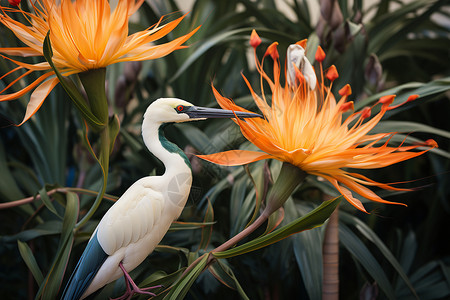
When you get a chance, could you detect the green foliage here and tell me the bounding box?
[1,0,449,299]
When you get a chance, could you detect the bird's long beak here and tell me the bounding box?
[184,106,262,120]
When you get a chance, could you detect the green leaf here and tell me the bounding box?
[230,176,252,236]
[108,114,121,154]
[168,221,216,231]
[244,163,265,226]
[209,260,249,300]
[289,201,324,300]
[38,185,61,218]
[213,196,341,259]
[2,221,62,243]
[17,240,44,286]
[0,141,25,201]
[198,199,214,250]
[36,192,79,300]
[341,212,418,299]
[170,28,252,82]
[139,268,186,289]
[374,121,450,139]
[355,77,450,111]
[164,254,209,299]
[339,223,396,300]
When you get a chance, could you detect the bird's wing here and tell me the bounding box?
[60,231,107,300]
[96,184,164,255]
[61,183,164,300]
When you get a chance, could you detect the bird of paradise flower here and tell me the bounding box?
[199,30,437,213]
[0,0,198,125]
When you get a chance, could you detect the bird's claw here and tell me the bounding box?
[110,263,162,300]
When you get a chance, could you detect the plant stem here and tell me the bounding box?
[213,210,270,254]
[322,200,340,300]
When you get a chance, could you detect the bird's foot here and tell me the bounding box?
[109,263,162,300]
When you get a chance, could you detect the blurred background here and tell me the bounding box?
[0,0,449,299]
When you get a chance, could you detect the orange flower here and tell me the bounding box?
[0,0,198,124]
[199,30,437,213]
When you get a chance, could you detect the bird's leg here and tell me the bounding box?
[109,262,162,300]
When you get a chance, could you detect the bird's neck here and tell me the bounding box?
[143,121,192,173]
[142,120,193,206]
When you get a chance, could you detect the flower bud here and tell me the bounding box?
[9,0,21,6]
[286,44,316,90]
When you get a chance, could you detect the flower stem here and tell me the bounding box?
[322,200,340,300]
[213,210,270,254]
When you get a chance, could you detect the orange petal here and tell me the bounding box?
[322,175,368,213]
[0,47,42,57]
[337,175,407,206]
[17,77,59,126]
[0,72,53,102]
[197,150,273,166]
[117,25,200,62]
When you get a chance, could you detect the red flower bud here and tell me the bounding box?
[326,65,339,82]
[9,0,21,6]
[315,46,326,63]
[338,84,352,96]
[250,30,261,49]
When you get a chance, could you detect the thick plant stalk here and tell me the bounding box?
[322,202,339,300]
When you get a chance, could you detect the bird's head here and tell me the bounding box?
[144,98,261,124]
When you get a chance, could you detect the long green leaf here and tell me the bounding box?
[341,212,418,299]
[39,185,61,218]
[290,201,324,300]
[354,77,450,110]
[0,141,25,201]
[374,121,450,139]
[213,196,341,259]
[2,221,62,243]
[139,268,186,289]
[209,260,250,300]
[164,254,209,299]
[17,240,44,286]
[36,192,79,300]
[339,223,396,300]
[170,28,253,81]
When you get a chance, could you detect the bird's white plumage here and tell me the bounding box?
[97,179,163,255]
[79,99,195,299]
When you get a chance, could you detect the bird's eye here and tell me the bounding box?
[176,105,185,112]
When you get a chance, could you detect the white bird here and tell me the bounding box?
[61,98,261,300]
